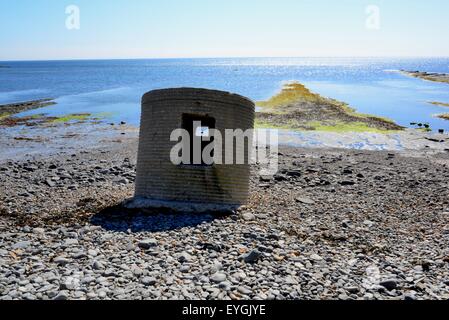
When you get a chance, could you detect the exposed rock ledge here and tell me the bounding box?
[256,82,403,132]
[400,70,449,85]
[0,98,56,118]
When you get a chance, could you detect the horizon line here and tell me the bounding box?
[2,55,449,63]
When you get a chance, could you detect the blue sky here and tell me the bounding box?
[1,0,449,60]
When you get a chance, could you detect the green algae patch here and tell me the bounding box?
[256,118,399,133]
[51,112,114,123]
[51,114,92,123]
[256,82,403,133]
[255,119,297,130]
[258,83,330,112]
[305,121,401,133]
[0,111,115,128]
[30,114,47,119]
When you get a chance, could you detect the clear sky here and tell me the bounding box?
[1,0,449,60]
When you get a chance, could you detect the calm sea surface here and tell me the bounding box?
[1,57,449,130]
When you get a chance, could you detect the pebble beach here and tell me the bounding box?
[1,131,448,300]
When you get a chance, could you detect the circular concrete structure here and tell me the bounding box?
[130,88,255,212]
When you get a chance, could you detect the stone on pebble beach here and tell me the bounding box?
[240,250,263,264]
[210,273,227,283]
[379,279,398,291]
[138,239,158,249]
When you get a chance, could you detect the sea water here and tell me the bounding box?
[1,57,449,130]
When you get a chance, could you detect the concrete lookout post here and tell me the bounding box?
[128,88,255,212]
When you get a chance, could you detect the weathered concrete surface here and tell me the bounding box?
[134,88,255,210]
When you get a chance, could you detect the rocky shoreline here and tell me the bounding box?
[0,99,56,119]
[430,102,449,108]
[1,137,448,300]
[400,70,449,85]
[256,83,403,132]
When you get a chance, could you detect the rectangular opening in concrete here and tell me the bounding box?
[182,113,216,166]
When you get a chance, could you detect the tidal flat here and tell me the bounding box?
[256,82,403,133]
